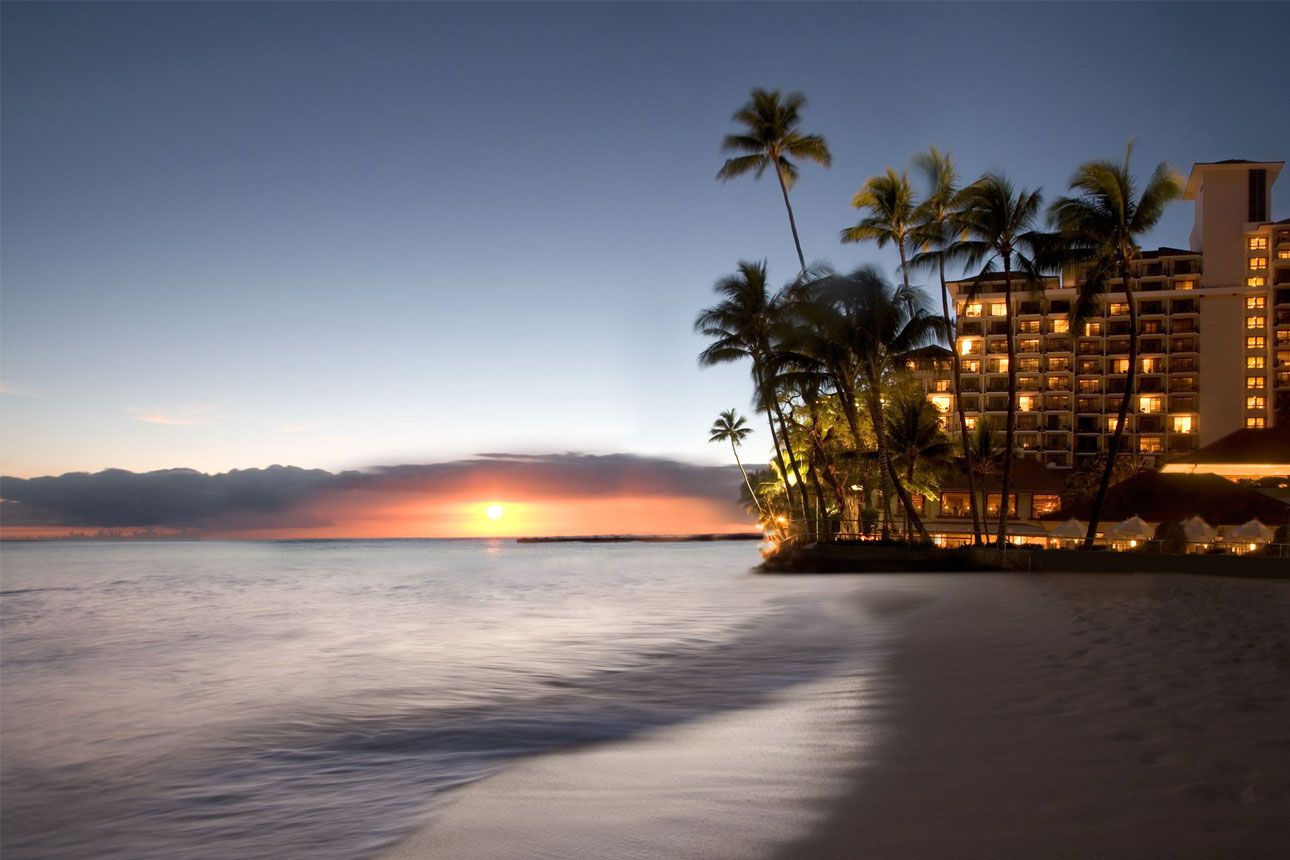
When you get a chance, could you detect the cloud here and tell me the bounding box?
[0,453,751,536]
[129,404,223,426]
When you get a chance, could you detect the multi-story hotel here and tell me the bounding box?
[944,159,1287,471]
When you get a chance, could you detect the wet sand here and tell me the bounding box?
[382,573,1290,859]
[779,573,1290,859]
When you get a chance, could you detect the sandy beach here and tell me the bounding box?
[386,572,1290,859]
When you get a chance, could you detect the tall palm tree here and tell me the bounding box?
[709,409,764,517]
[907,147,983,544]
[841,167,918,290]
[695,261,812,523]
[954,174,1047,548]
[1048,142,1182,548]
[717,89,832,271]
[792,267,946,540]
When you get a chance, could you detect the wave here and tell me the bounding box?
[2,597,869,860]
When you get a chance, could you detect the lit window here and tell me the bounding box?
[990,303,1008,317]
[985,493,1018,518]
[1247,315,1266,329]
[1248,237,1268,251]
[1249,257,1268,270]
[1171,415,1193,434]
[1139,395,1163,414]
[991,357,1009,373]
[1051,318,1069,334]
[1278,249,1290,260]
[1247,276,1266,287]
[1139,436,1163,454]
[964,416,977,430]
[1246,416,1266,429]
[958,337,979,356]
[939,492,972,517]
[1032,494,1061,517]
[1247,336,1266,349]
[1246,296,1266,310]
[1141,357,1161,373]
[1247,355,1266,369]
[1018,395,1035,411]
[931,394,953,412]
[963,302,983,318]
[1111,358,1129,373]
[1109,302,1129,315]
[933,379,952,392]
[1084,322,1102,336]
[1247,376,1266,389]
[1107,415,1119,432]
[962,359,981,373]
[1175,279,1195,290]
[1246,395,1265,410]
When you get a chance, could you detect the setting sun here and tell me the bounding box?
[485,504,505,521]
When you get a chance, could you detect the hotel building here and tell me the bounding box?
[946,159,1287,470]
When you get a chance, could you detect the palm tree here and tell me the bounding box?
[717,89,832,271]
[885,389,953,538]
[1048,142,1181,548]
[908,147,983,545]
[954,174,1047,548]
[695,261,812,523]
[841,167,918,290]
[709,409,764,517]
[792,267,947,540]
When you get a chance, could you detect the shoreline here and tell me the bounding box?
[777,572,1290,859]
[373,571,1290,859]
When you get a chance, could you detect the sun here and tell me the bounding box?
[485,504,505,521]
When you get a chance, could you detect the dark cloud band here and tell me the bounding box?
[0,454,748,532]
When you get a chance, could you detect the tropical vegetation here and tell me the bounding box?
[704,88,1187,552]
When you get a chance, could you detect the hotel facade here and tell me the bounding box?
[944,159,1288,471]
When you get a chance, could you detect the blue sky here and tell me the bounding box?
[3,1,1288,478]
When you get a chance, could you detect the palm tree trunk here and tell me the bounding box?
[996,256,1018,549]
[897,241,911,292]
[867,377,931,542]
[753,366,795,529]
[774,162,807,272]
[730,442,764,517]
[771,399,813,534]
[1084,268,1136,548]
[940,256,983,545]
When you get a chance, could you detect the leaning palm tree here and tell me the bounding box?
[695,261,812,522]
[907,147,983,544]
[1048,142,1182,548]
[792,267,947,540]
[717,89,832,271]
[953,174,1048,548]
[709,409,764,517]
[841,167,918,290]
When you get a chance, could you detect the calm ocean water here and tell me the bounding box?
[1,540,870,859]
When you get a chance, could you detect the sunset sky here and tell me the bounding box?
[2,2,1288,536]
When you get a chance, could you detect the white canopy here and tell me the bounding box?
[1182,516,1217,544]
[1049,518,1087,539]
[1227,519,1275,543]
[1107,515,1154,541]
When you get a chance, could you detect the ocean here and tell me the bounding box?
[0,540,876,859]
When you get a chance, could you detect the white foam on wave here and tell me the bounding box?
[380,657,887,860]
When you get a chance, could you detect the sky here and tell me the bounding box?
[2,2,1288,536]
